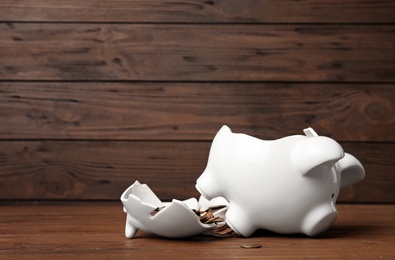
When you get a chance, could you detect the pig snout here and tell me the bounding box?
[302,202,338,236]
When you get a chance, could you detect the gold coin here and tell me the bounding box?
[240,243,262,249]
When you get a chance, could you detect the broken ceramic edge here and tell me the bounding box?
[198,195,229,218]
[121,180,215,238]
[198,195,230,236]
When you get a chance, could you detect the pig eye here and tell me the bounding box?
[331,193,334,198]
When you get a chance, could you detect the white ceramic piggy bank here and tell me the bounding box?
[196,125,365,237]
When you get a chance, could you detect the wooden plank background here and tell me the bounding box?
[0,0,394,203]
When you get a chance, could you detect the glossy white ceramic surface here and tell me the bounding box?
[121,181,214,238]
[196,125,365,237]
[121,126,365,238]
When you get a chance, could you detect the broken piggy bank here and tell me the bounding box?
[196,125,365,237]
[121,180,229,238]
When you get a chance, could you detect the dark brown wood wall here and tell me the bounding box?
[0,0,394,203]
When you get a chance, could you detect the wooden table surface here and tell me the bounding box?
[1,203,394,259]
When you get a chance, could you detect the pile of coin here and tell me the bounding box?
[193,205,235,237]
[150,204,235,237]
[193,205,226,224]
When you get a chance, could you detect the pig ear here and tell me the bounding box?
[339,153,365,187]
[293,136,344,176]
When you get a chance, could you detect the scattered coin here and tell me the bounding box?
[240,243,262,249]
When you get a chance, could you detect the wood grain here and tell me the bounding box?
[0,1,393,204]
[0,204,394,258]
[0,0,394,23]
[0,141,207,201]
[0,82,393,142]
[1,24,394,82]
[0,141,393,202]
